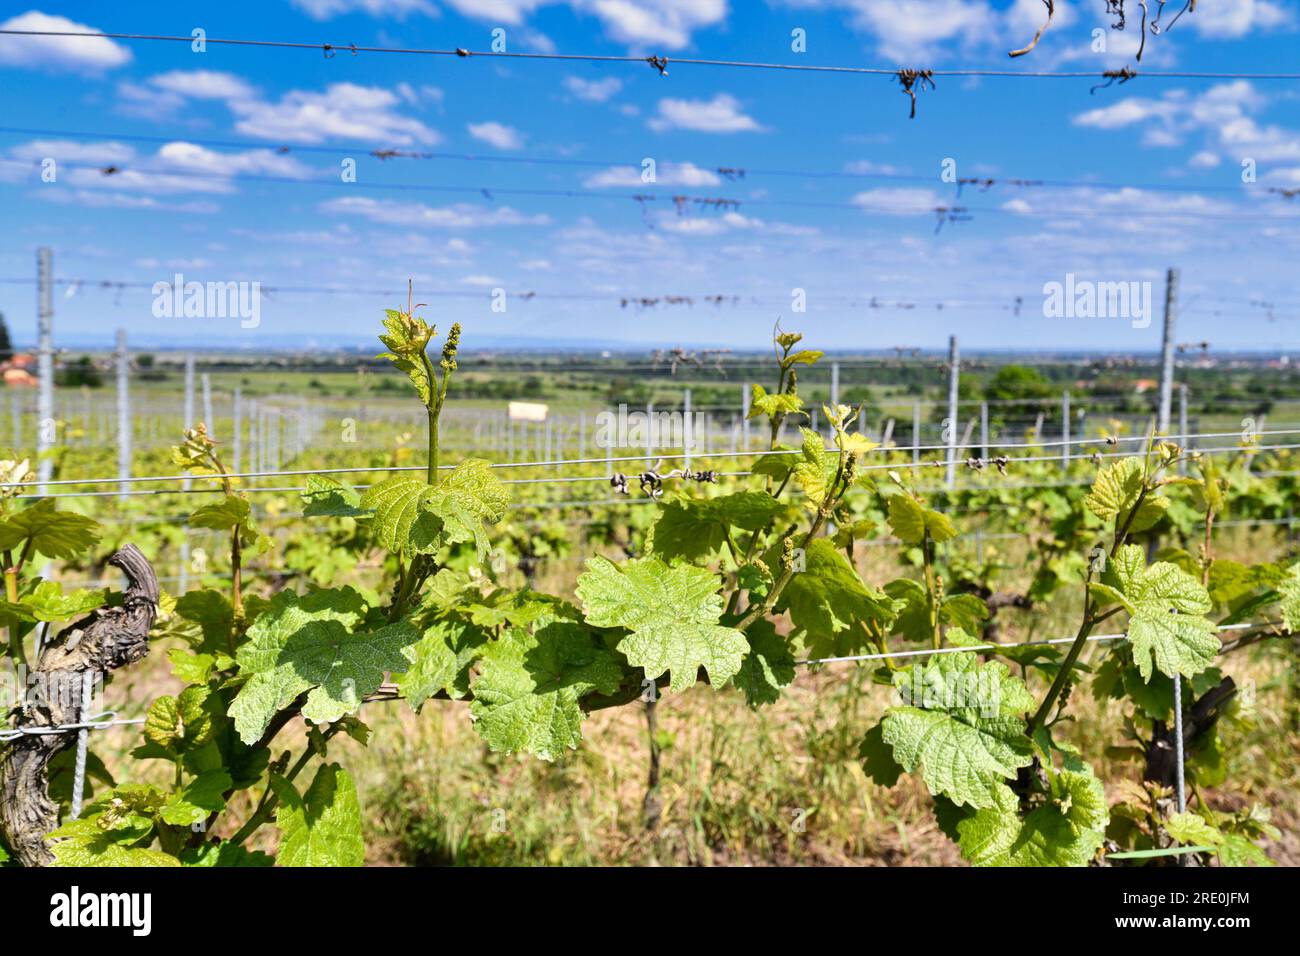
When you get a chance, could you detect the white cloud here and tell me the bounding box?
[563,75,623,102]
[467,121,525,150]
[230,83,438,145]
[396,82,443,106]
[657,210,765,235]
[786,0,992,62]
[290,0,435,18]
[579,0,728,48]
[6,138,311,196]
[150,70,256,101]
[8,138,133,165]
[441,1,726,49]
[0,11,131,71]
[1188,0,1292,38]
[151,142,311,178]
[1072,97,1168,130]
[584,161,721,188]
[296,0,724,48]
[845,159,904,175]
[39,190,218,213]
[649,94,764,133]
[459,274,501,286]
[1073,82,1300,167]
[851,187,943,214]
[320,196,550,227]
[117,70,258,119]
[1189,150,1222,169]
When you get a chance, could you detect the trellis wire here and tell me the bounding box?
[6,123,1298,200]
[3,29,1300,80]
[12,438,1300,502]
[7,155,1300,227]
[4,427,1294,495]
[6,623,1269,750]
[795,621,1258,666]
[0,711,143,743]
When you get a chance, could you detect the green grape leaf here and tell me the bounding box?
[361,475,443,554]
[957,765,1108,866]
[167,648,219,684]
[733,619,795,707]
[361,461,508,558]
[272,763,365,867]
[1216,833,1273,867]
[881,641,1035,809]
[1106,544,1218,680]
[783,348,824,367]
[173,589,236,656]
[0,579,106,623]
[50,837,179,867]
[1085,457,1166,533]
[377,309,435,405]
[750,450,796,481]
[887,494,957,545]
[576,556,747,692]
[189,494,257,542]
[228,587,420,743]
[775,538,901,658]
[302,474,367,517]
[941,593,991,634]
[650,491,783,563]
[397,617,489,708]
[1277,563,1300,632]
[1165,811,1224,847]
[180,841,274,867]
[0,499,101,560]
[468,621,624,760]
[160,770,232,826]
[47,786,178,867]
[421,458,510,559]
[748,384,802,420]
[144,695,181,751]
[791,428,834,506]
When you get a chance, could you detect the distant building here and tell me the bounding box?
[1,353,36,387]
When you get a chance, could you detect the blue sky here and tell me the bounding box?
[1,0,1299,353]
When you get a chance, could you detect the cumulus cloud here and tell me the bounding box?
[0,11,131,71]
[292,0,725,49]
[8,138,134,165]
[851,187,944,214]
[779,0,992,62]
[150,70,257,101]
[563,75,623,102]
[4,137,311,198]
[440,0,726,49]
[649,94,765,133]
[1073,81,1300,166]
[320,195,550,227]
[230,83,438,145]
[467,121,525,150]
[117,70,258,119]
[1073,97,1170,131]
[1188,0,1292,38]
[290,0,435,18]
[584,161,721,188]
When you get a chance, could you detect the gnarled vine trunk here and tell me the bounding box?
[0,545,158,866]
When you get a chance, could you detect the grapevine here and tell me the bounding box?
[0,306,1293,869]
